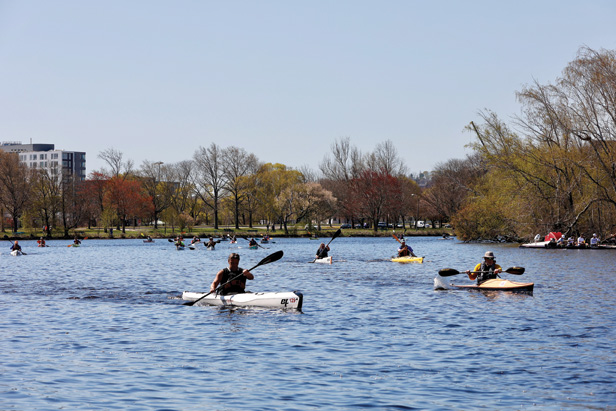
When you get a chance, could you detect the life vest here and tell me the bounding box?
[219,267,246,295]
[476,261,500,284]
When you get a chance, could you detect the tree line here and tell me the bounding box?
[438,47,616,241]
[2,46,614,241]
[0,141,429,237]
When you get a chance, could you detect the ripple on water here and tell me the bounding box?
[1,237,616,410]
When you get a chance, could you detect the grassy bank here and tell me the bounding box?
[3,225,454,240]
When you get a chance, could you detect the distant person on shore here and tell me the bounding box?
[466,251,502,284]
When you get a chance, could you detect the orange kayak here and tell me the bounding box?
[452,278,534,292]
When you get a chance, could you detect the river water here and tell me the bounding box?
[1,236,615,410]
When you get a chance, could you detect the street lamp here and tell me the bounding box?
[153,162,163,231]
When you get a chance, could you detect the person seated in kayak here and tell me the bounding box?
[73,237,81,245]
[210,253,254,295]
[10,240,21,252]
[465,251,502,284]
[146,235,153,242]
[397,240,417,257]
[590,233,600,247]
[315,243,330,259]
[191,236,201,244]
[175,237,184,247]
[557,236,566,247]
[577,235,586,247]
[205,237,217,249]
[37,237,46,247]
[248,238,258,247]
[567,236,575,246]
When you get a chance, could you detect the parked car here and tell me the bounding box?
[377,222,388,229]
[340,223,352,229]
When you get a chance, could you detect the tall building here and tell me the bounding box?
[0,141,86,181]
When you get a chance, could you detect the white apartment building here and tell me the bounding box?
[0,142,86,181]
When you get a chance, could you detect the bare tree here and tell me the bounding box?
[139,160,172,229]
[222,146,258,229]
[0,152,32,233]
[193,143,227,229]
[319,137,364,181]
[98,148,134,179]
[365,140,408,176]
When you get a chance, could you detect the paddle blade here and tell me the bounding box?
[505,266,525,275]
[331,228,342,240]
[438,268,461,277]
[392,234,401,243]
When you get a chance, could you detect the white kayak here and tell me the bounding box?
[182,291,303,310]
[313,256,332,264]
[10,250,23,256]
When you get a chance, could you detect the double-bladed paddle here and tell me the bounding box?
[184,250,284,306]
[311,228,341,263]
[438,267,525,277]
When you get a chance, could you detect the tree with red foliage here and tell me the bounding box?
[104,176,152,233]
[352,169,401,231]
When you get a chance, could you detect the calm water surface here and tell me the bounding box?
[1,236,615,410]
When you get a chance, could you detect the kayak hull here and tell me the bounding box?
[391,256,424,263]
[10,250,22,256]
[314,256,332,264]
[452,278,534,292]
[520,241,616,249]
[182,291,303,310]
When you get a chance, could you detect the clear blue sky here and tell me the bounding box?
[1,1,614,175]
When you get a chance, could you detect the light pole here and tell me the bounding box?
[153,162,163,231]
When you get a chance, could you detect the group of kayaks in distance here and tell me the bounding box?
[17,228,597,310]
[520,231,616,249]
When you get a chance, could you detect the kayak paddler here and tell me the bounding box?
[397,239,416,257]
[210,252,254,295]
[205,237,216,249]
[466,251,502,284]
[10,240,22,252]
[315,243,330,260]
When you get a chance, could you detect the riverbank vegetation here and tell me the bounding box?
[1,47,614,242]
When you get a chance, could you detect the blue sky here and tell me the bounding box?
[1,1,615,175]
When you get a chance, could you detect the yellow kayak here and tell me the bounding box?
[391,256,424,263]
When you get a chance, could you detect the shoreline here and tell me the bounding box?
[2,228,455,241]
